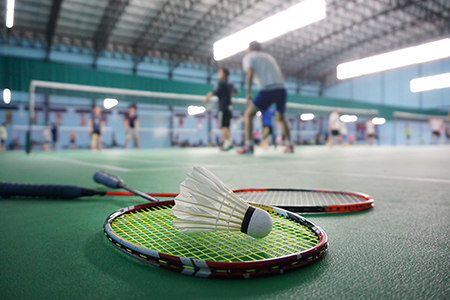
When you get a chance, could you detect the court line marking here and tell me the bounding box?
[131,166,195,172]
[46,156,131,172]
[41,154,449,184]
[124,157,369,172]
[112,157,222,167]
[293,170,450,184]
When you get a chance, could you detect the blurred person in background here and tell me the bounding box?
[123,104,140,149]
[0,122,7,151]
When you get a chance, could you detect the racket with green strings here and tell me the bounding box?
[104,200,328,279]
[90,171,328,278]
[0,172,333,279]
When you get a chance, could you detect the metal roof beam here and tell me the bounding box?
[132,1,198,54]
[92,0,129,68]
[132,0,201,72]
[318,19,427,87]
[167,0,268,73]
[292,0,425,79]
[45,0,64,60]
[400,0,450,34]
[272,0,413,70]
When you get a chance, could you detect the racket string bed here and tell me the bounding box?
[111,206,318,261]
[104,201,328,279]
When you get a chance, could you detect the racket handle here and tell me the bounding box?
[93,170,124,189]
[0,182,105,199]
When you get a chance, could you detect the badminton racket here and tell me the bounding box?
[95,169,328,278]
[0,182,373,213]
[0,172,329,279]
[104,200,328,279]
[0,170,158,201]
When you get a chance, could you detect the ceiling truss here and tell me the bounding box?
[0,0,448,88]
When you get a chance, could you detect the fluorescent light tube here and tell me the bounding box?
[103,98,118,109]
[372,117,386,125]
[214,0,326,61]
[410,72,450,93]
[300,113,314,121]
[340,114,357,123]
[187,105,206,115]
[3,88,11,104]
[337,39,450,80]
[6,0,15,28]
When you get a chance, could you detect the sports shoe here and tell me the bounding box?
[220,144,234,151]
[236,145,254,154]
[259,141,269,149]
[284,145,294,153]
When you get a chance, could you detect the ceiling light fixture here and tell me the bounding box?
[337,38,450,80]
[213,0,326,61]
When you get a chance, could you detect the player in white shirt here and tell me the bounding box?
[428,116,444,144]
[42,126,52,151]
[365,117,376,145]
[326,109,340,147]
[237,41,293,154]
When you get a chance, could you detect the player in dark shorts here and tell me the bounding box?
[237,41,293,154]
[123,104,140,149]
[203,68,237,151]
[90,105,104,151]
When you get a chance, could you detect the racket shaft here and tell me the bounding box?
[0,182,105,199]
[106,191,178,197]
[93,170,159,202]
[123,185,159,202]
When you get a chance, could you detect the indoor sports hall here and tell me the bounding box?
[0,1,449,300]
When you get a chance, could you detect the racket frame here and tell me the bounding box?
[104,200,328,279]
[106,188,374,213]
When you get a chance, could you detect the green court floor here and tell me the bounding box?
[1,146,449,300]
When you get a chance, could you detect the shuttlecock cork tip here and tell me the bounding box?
[240,206,273,238]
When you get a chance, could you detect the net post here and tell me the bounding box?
[169,106,174,147]
[26,80,36,154]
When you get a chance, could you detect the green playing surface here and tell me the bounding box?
[1,146,449,299]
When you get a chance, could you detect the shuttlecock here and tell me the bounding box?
[172,166,273,238]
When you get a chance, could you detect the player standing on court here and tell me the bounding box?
[123,104,140,149]
[237,41,294,154]
[237,41,293,154]
[405,123,411,145]
[326,109,340,147]
[428,116,444,144]
[90,105,104,151]
[51,123,58,151]
[203,68,237,151]
[0,122,7,151]
[365,117,376,145]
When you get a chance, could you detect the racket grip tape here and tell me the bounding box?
[93,170,125,189]
[0,182,105,199]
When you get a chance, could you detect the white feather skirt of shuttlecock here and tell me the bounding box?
[172,166,251,233]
